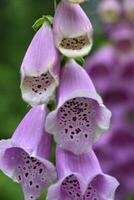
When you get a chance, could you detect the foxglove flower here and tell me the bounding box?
[123,0,134,22]
[102,82,130,110]
[95,125,134,198]
[0,106,56,200]
[109,22,133,53]
[46,146,119,200]
[119,55,134,88]
[45,60,111,155]
[98,0,122,24]
[53,1,93,58]
[20,24,60,106]
[85,45,117,92]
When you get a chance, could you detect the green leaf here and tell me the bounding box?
[32,15,53,31]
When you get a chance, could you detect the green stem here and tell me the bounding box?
[54,0,57,11]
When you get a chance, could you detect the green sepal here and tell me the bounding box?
[32,15,53,31]
[75,57,85,66]
[47,99,56,111]
[61,56,69,67]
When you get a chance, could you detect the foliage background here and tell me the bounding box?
[0,0,132,200]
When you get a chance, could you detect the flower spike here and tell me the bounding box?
[45,60,111,155]
[0,106,56,200]
[53,0,93,58]
[20,24,60,106]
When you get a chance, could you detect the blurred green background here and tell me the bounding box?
[0,0,132,200]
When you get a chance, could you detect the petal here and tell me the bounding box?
[120,56,134,86]
[53,1,93,58]
[46,146,119,200]
[45,60,111,154]
[12,106,51,159]
[109,23,133,52]
[0,106,56,200]
[56,146,102,184]
[84,45,117,92]
[46,182,61,200]
[47,147,102,200]
[20,24,60,106]
[47,174,86,200]
[0,144,56,200]
[91,174,119,200]
[123,0,134,22]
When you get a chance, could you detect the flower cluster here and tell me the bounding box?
[85,0,134,199]
[0,1,119,200]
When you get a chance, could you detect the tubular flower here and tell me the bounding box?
[95,125,134,197]
[45,60,111,155]
[84,45,117,92]
[20,24,60,106]
[109,23,133,53]
[0,106,56,200]
[98,0,122,24]
[53,0,93,58]
[119,55,134,89]
[123,0,134,22]
[46,146,119,200]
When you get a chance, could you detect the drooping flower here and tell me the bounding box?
[53,0,93,58]
[94,124,134,199]
[45,60,111,155]
[0,106,56,200]
[123,0,134,22]
[119,55,134,87]
[20,24,60,106]
[109,22,133,53]
[98,0,122,24]
[46,146,119,200]
[85,45,117,93]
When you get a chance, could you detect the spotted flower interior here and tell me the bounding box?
[56,97,98,154]
[3,147,53,200]
[61,175,99,200]
[60,35,89,50]
[23,71,55,97]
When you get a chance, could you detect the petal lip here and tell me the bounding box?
[21,79,58,106]
[0,106,56,182]
[46,146,119,200]
[0,139,56,183]
[58,42,93,58]
[46,174,119,200]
